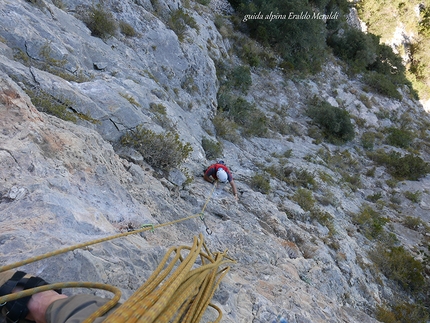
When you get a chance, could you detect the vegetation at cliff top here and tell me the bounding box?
[357,0,430,101]
[228,0,417,100]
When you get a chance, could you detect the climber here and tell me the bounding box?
[0,270,114,323]
[203,160,238,200]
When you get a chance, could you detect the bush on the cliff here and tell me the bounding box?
[121,126,192,171]
[168,9,198,41]
[385,127,414,148]
[217,95,268,138]
[370,243,425,292]
[250,173,271,194]
[202,137,223,160]
[368,150,430,181]
[83,4,117,39]
[306,98,355,143]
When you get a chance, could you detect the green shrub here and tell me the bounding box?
[366,192,382,202]
[370,243,425,292]
[402,216,424,230]
[52,0,65,9]
[342,173,362,190]
[264,164,293,183]
[386,127,414,148]
[218,95,268,137]
[375,305,399,323]
[404,191,421,203]
[120,93,140,106]
[363,72,402,100]
[368,150,430,180]
[361,132,375,150]
[201,137,223,160]
[236,0,329,71]
[390,302,429,323]
[84,4,117,39]
[228,65,252,93]
[294,169,317,190]
[292,188,315,212]
[168,9,198,41]
[328,28,379,72]
[212,114,241,143]
[25,87,77,122]
[250,173,271,194]
[352,205,389,240]
[376,302,429,323]
[149,102,166,114]
[310,208,336,235]
[121,126,192,171]
[306,98,355,143]
[26,0,46,8]
[268,115,291,135]
[119,21,137,37]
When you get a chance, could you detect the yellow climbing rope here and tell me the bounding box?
[0,183,234,322]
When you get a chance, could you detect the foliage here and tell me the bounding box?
[390,302,429,323]
[250,173,271,194]
[404,191,422,203]
[217,94,268,138]
[293,169,317,190]
[376,302,429,323]
[310,208,336,235]
[52,0,65,9]
[352,205,388,240]
[233,0,338,72]
[226,65,252,93]
[25,0,46,8]
[13,42,90,83]
[370,243,425,292]
[168,9,198,41]
[26,87,76,122]
[328,28,379,72]
[366,192,382,203]
[361,132,375,150]
[121,126,192,171]
[386,127,414,148]
[292,188,315,212]
[368,150,430,181]
[120,93,140,106]
[357,0,430,100]
[201,137,223,160]
[362,72,403,100]
[402,216,424,231]
[83,4,117,39]
[212,114,241,143]
[327,26,412,99]
[375,304,400,323]
[264,164,293,183]
[306,98,355,143]
[119,21,137,37]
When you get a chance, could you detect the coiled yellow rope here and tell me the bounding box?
[0,184,234,322]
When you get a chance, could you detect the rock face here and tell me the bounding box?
[0,1,429,323]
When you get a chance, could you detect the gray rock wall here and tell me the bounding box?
[1,0,429,322]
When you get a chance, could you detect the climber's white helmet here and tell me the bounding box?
[216,168,228,183]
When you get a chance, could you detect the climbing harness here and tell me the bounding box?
[0,183,233,322]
